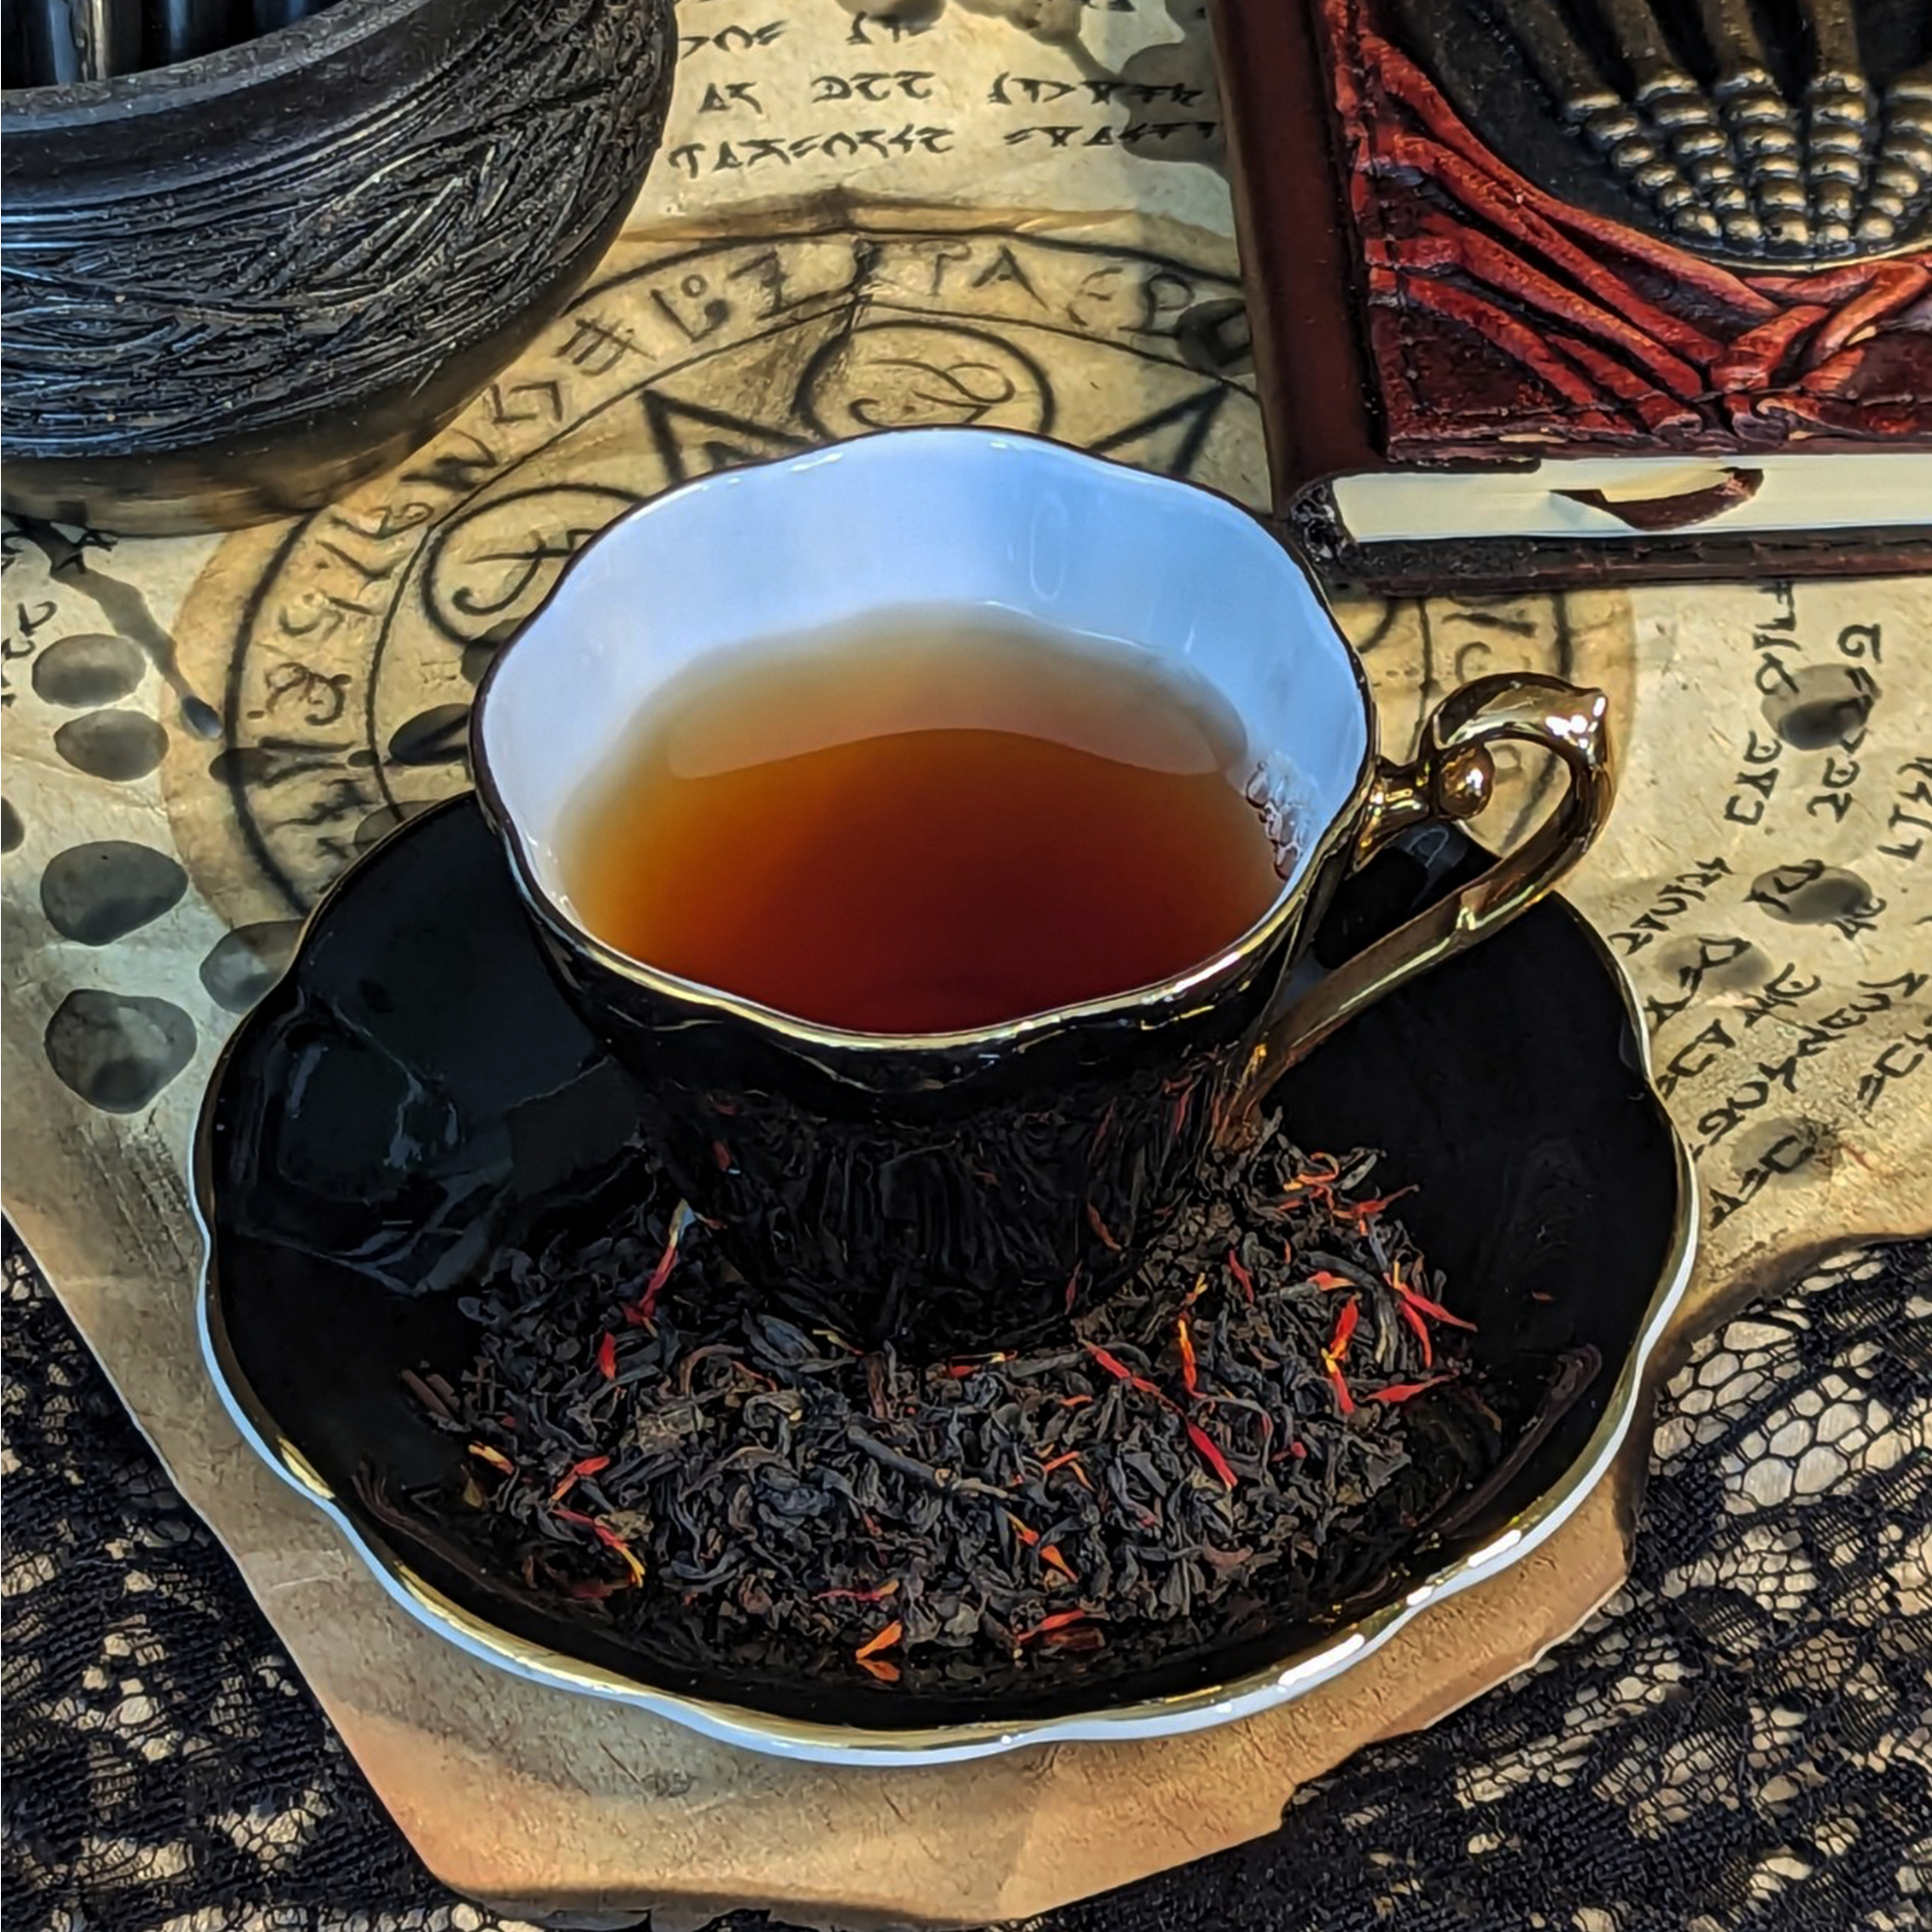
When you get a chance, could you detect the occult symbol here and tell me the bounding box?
[421,484,646,648]
[162,224,1265,920]
[798,323,1052,437]
[255,661,350,728]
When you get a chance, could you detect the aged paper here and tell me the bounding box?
[1324,574,1932,1280]
[3,0,1927,1918]
[643,0,1229,228]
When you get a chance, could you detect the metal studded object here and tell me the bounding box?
[1469,0,1932,260]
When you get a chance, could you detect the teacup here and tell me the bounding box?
[474,429,1613,1356]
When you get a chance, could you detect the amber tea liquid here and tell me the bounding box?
[564,612,1285,1034]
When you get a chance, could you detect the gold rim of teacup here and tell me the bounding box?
[468,428,1383,1055]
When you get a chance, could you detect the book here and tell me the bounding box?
[1212,0,1932,591]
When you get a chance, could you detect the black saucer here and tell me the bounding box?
[196,795,1693,1754]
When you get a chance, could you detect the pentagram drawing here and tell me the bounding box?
[163,221,1274,921]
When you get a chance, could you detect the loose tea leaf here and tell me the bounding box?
[403,1116,1518,1694]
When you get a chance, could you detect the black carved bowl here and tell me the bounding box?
[195,795,1698,1764]
[0,0,676,535]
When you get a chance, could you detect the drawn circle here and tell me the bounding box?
[1748,862,1879,927]
[44,990,198,1114]
[41,842,188,945]
[163,228,1265,918]
[1760,664,1879,751]
[798,323,1053,440]
[32,633,147,708]
[53,711,169,783]
[200,921,304,1014]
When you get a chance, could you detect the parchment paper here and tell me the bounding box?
[3,0,1927,1918]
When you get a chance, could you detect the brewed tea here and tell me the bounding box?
[563,611,1285,1034]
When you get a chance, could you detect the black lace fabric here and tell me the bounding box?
[5,1229,1928,1931]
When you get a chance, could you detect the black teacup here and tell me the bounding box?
[473,429,1614,1356]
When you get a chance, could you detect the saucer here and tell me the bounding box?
[195,795,1695,1764]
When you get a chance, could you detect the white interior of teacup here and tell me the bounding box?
[477,428,1371,991]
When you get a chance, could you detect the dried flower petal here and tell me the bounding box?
[1397,1282,1478,1331]
[1018,1609,1092,1643]
[1184,1418,1238,1487]
[1325,1298,1360,1365]
[592,1522,646,1585]
[1175,1315,1200,1397]
[815,1580,899,1603]
[1086,1203,1123,1251]
[1368,1379,1444,1405]
[631,1200,695,1323]
[550,1452,612,1502]
[1326,1365,1356,1417]
[1227,1248,1256,1302]
[1341,1185,1416,1224]
[855,1619,903,1663]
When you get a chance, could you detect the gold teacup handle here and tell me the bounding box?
[1235,672,1616,1122]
